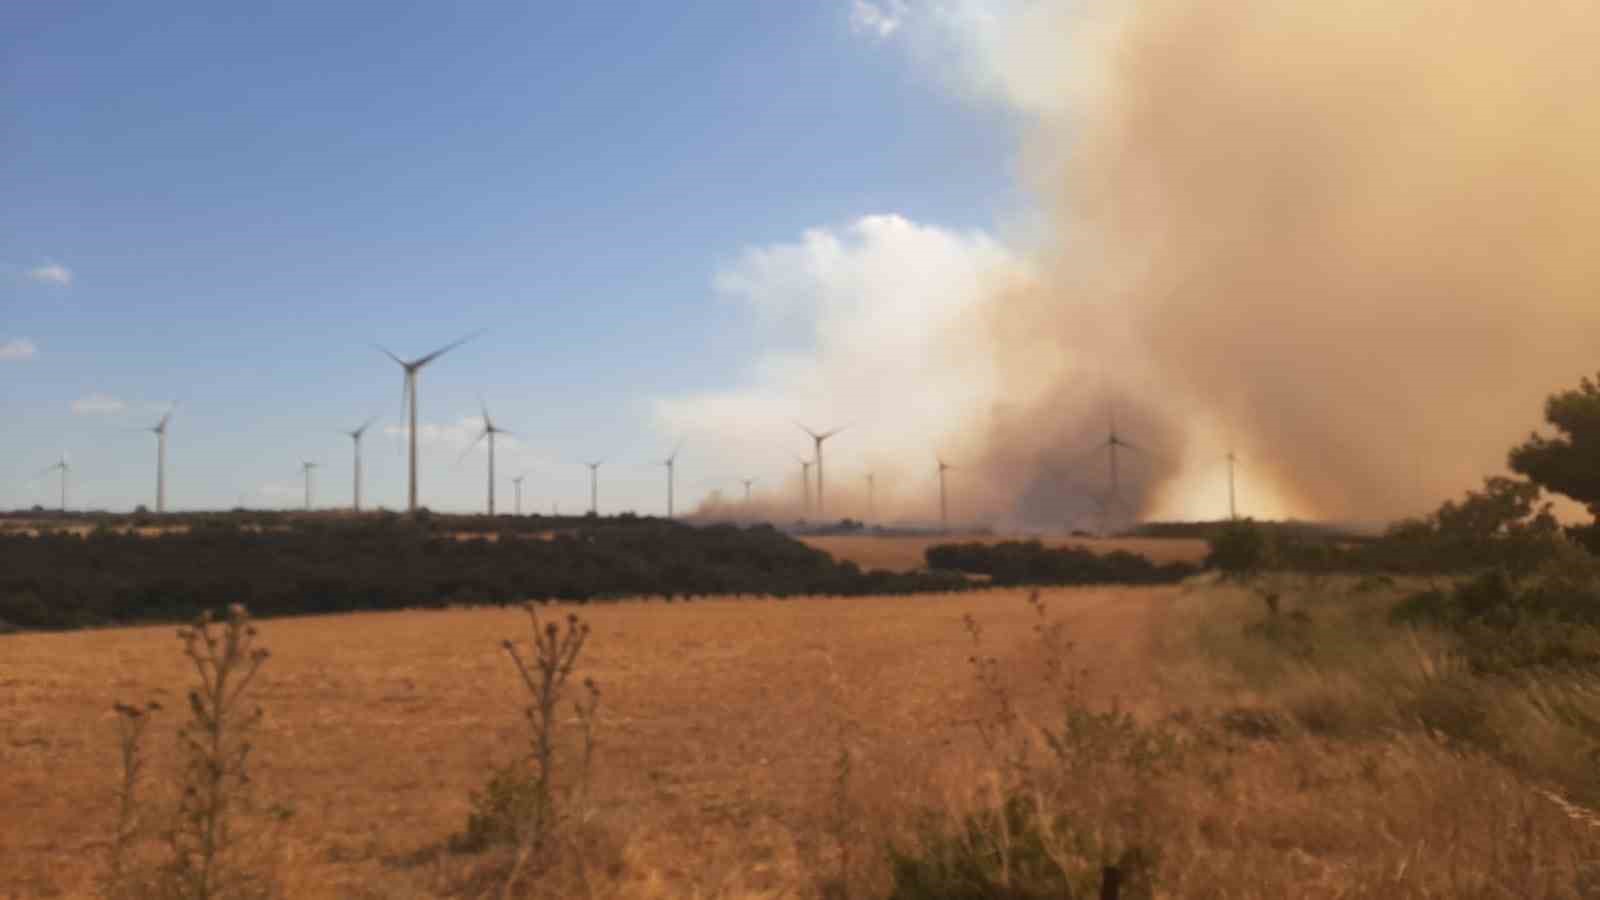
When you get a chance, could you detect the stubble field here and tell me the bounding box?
[6,573,1598,898]
[1,587,1162,898]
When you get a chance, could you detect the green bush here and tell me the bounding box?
[1204,520,1269,577]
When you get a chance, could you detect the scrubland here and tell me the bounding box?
[800,534,1210,572]
[4,572,1598,898]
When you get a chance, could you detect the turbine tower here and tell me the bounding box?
[865,472,875,523]
[344,417,377,513]
[794,455,813,516]
[511,474,526,516]
[301,461,319,511]
[1069,401,1153,535]
[741,476,756,504]
[38,454,69,512]
[796,422,845,518]
[937,457,953,533]
[661,441,684,518]
[585,461,603,515]
[147,408,174,514]
[376,330,481,514]
[461,398,513,516]
[1226,451,1239,521]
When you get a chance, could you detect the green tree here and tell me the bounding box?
[1509,372,1600,518]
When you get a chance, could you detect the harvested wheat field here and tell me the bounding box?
[800,533,1209,572]
[5,580,1599,898]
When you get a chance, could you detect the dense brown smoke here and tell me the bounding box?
[687,2,1600,529]
[978,0,1600,524]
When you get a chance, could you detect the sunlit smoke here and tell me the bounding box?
[666,1,1600,529]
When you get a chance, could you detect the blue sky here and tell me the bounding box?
[2,2,1025,514]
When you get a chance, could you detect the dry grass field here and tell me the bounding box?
[800,533,1210,572]
[5,578,1599,898]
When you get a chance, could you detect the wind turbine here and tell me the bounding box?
[1074,401,1154,535]
[936,457,954,533]
[1226,450,1239,521]
[585,461,604,515]
[660,440,684,518]
[865,471,875,523]
[146,407,175,514]
[37,454,69,512]
[460,398,513,516]
[511,474,526,516]
[741,476,756,504]
[301,461,319,511]
[796,422,846,518]
[344,417,377,513]
[376,330,482,514]
[794,455,813,516]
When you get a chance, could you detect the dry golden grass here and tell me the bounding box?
[1,588,1158,898]
[6,577,1598,898]
[801,533,1209,572]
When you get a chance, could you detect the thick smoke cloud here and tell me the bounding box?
[666,1,1600,528]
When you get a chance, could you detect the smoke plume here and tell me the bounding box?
[667,1,1600,528]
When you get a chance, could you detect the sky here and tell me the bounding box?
[1,2,1027,515]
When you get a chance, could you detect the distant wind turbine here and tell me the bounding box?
[796,422,846,518]
[38,454,69,512]
[344,417,377,513]
[1226,450,1239,521]
[741,476,756,504]
[147,407,175,513]
[460,398,513,516]
[511,474,526,516]
[937,457,954,533]
[865,471,875,523]
[794,455,813,516]
[301,461,319,511]
[661,440,684,518]
[376,330,482,513]
[585,461,604,515]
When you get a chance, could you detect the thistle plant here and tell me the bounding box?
[166,605,270,900]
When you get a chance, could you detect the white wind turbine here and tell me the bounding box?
[37,454,70,512]
[741,476,757,504]
[376,331,482,513]
[796,422,846,518]
[145,407,176,513]
[794,455,813,516]
[301,461,319,511]
[584,460,604,515]
[460,398,514,516]
[511,474,526,516]
[936,456,954,533]
[344,417,377,513]
[661,440,684,518]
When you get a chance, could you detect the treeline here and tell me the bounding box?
[0,516,970,631]
[925,540,1199,586]
[1206,477,1571,577]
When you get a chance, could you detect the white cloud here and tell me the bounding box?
[0,338,38,361]
[27,263,73,286]
[851,0,908,38]
[72,393,126,415]
[656,214,1024,515]
[384,416,525,453]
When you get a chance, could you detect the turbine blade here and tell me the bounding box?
[374,344,407,367]
[414,329,487,369]
[793,420,821,440]
[455,429,489,466]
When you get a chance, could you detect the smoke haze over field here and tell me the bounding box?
[665,1,1600,527]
